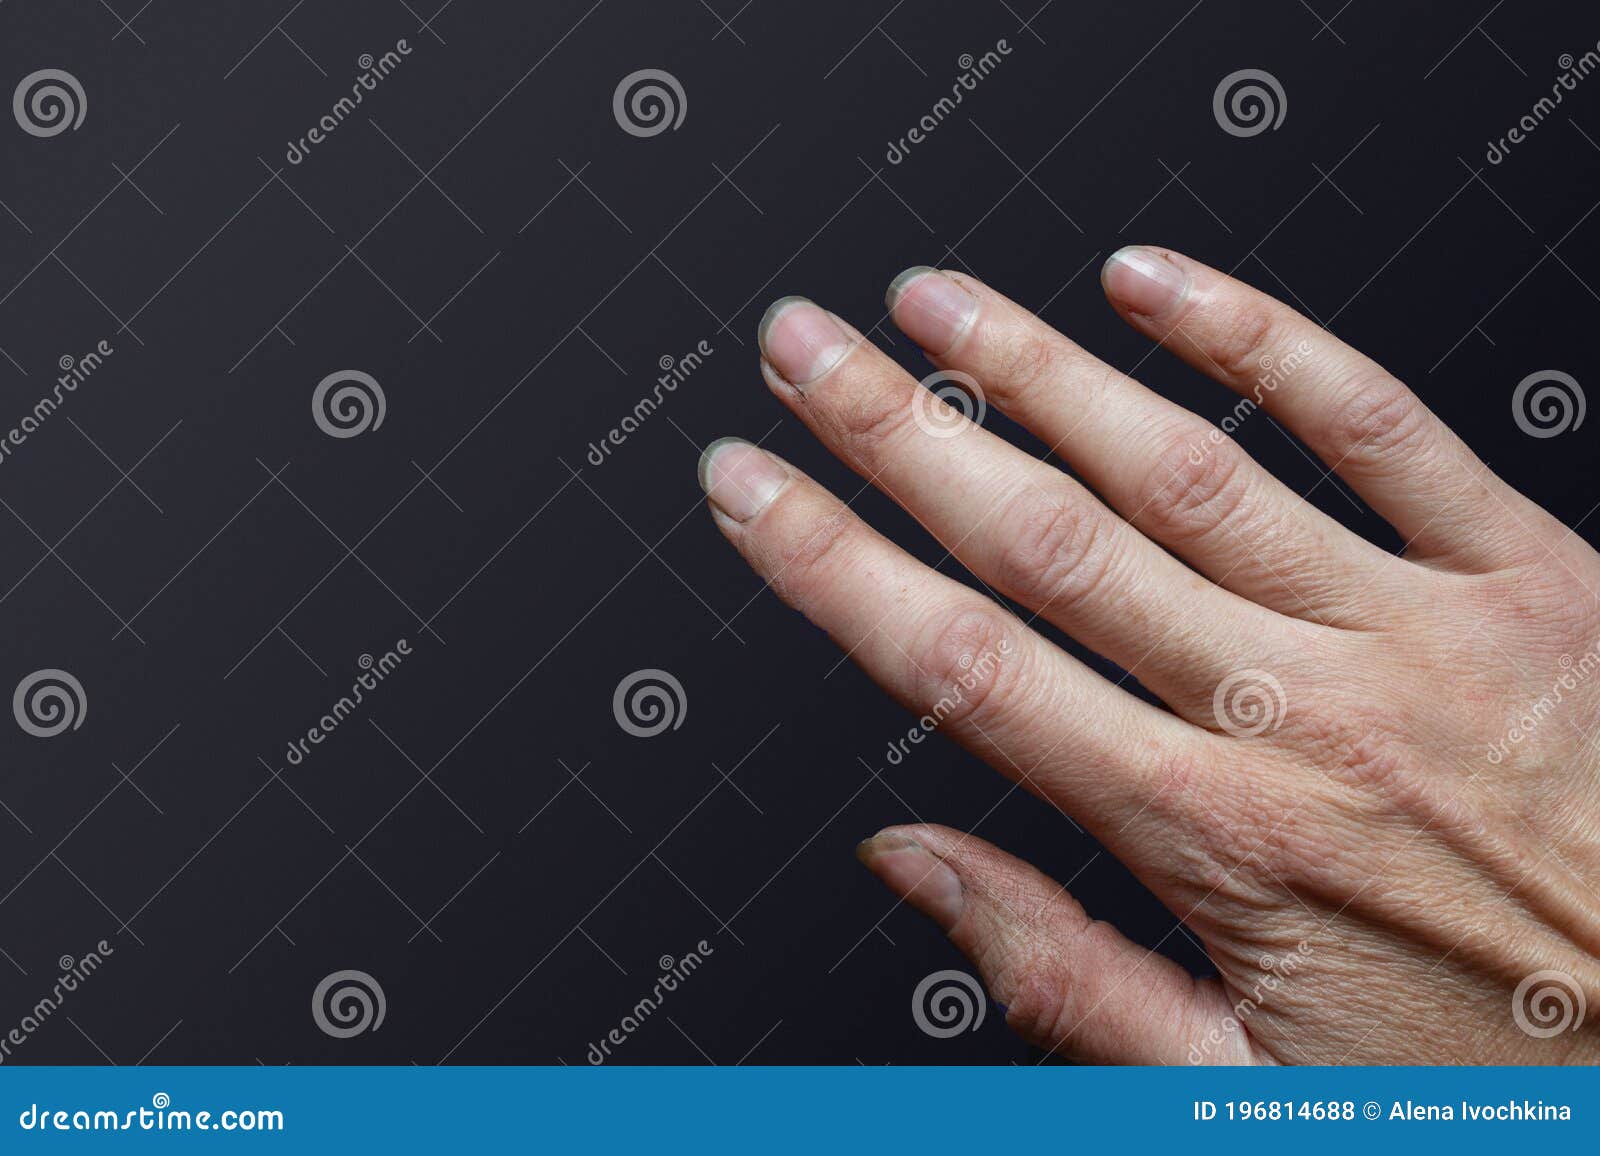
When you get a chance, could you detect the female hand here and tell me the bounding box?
[697,246,1600,1063]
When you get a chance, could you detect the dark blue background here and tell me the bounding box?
[0,0,1595,1063]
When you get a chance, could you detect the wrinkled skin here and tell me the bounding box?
[697,246,1600,1064]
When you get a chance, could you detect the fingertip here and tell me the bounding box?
[884,266,979,356]
[1101,245,1190,318]
[697,437,789,523]
[856,829,965,932]
[885,265,938,312]
[757,296,851,387]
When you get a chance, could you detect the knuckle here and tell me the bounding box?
[992,487,1117,613]
[909,606,1024,730]
[1136,428,1252,544]
[999,941,1081,1050]
[829,378,917,457]
[1134,747,1218,833]
[1202,300,1281,382]
[1482,565,1600,652]
[762,502,860,607]
[988,329,1074,403]
[1324,374,1429,462]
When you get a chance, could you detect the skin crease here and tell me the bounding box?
[697,245,1600,1065]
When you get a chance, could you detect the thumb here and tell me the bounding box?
[857,824,1260,1065]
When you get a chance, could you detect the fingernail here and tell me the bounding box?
[758,296,851,387]
[698,437,787,523]
[1102,246,1188,316]
[885,266,978,355]
[856,832,964,931]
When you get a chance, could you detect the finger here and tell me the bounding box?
[886,265,1394,623]
[1101,245,1548,570]
[755,296,1275,715]
[697,438,1211,834]
[858,824,1257,1064]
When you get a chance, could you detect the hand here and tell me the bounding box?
[697,246,1600,1064]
